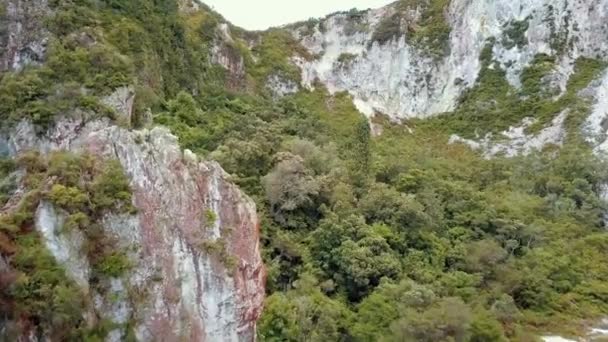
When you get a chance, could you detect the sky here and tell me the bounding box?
[202,0,395,31]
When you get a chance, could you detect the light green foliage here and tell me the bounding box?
[155,91,210,154]
[390,297,472,341]
[91,159,134,213]
[470,312,509,342]
[263,153,323,229]
[200,238,238,271]
[0,37,129,129]
[521,54,556,96]
[204,209,217,226]
[48,184,89,210]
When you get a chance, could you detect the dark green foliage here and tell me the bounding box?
[503,18,531,49]
[371,11,405,45]
[151,58,608,339]
[336,52,358,66]
[372,0,452,56]
[349,117,372,191]
[0,3,9,57]
[258,273,352,342]
[7,233,88,341]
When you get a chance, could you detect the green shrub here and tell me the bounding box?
[520,54,556,96]
[48,184,90,211]
[503,18,530,49]
[371,12,404,45]
[91,160,133,213]
[250,29,309,87]
[372,0,452,56]
[204,209,218,226]
[336,53,358,66]
[95,252,132,278]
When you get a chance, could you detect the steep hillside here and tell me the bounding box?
[0,0,265,340]
[291,0,608,121]
[1,0,608,341]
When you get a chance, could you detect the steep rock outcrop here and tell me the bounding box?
[1,92,265,341]
[0,0,50,72]
[210,23,248,91]
[292,0,608,119]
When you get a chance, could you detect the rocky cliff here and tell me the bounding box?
[0,0,265,339]
[0,87,265,341]
[291,0,608,120]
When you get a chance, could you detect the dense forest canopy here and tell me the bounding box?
[1,0,608,341]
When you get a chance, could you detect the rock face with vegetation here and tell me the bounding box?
[2,111,265,341]
[292,0,608,120]
[2,0,608,341]
[0,0,263,340]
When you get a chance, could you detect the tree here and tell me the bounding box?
[390,297,472,342]
[335,236,401,300]
[469,311,507,342]
[258,274,352,342]
[462,239,508,277]
[350,117,371,192]
[262,153,322,229]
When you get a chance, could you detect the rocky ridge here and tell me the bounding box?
[291,0,608,120]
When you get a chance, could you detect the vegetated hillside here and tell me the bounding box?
[0,0,608,341]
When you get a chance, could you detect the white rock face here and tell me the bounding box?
[266,74,299,99]
[293,0,608,119]
[211,23,248,90]
[585,69,608,151]
[36,201,90,291]
[542,337,577,342]
[450,110,568,158]
[101,86,135,124]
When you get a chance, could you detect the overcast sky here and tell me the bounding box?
[202,0,395,30]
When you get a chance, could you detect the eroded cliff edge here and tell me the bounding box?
[0,89,265,341]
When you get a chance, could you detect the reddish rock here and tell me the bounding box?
[3,101,266,341]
